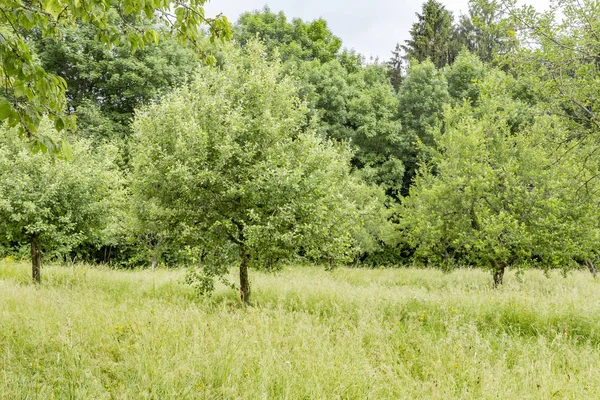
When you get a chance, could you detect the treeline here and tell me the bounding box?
[1,0,599,299]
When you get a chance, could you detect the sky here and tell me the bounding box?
[205,0,551,62]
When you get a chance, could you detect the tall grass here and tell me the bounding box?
[1,260,599,399]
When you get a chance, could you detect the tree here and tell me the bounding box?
[346,65,404,197]
[0,0,231,154]
[445,50,487,106]
[293,60,405,196]
[454,0,516,64]
[400,72,599,285]
[234,9,404,198]
[0,120,122,282]
[31,13,199,146]
[397,59,450,193]
[508,0,600,144]
[295,59,352,140]
[402,0,457,69]
[234,7,342,64]
[387,43,404,92]
[131,41,379,304]
[504,0,600,258]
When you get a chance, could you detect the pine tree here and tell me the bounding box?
[402,0,457,68]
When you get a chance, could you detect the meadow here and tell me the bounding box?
[1,260,600,399]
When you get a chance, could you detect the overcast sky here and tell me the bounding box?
[205,0,550,62]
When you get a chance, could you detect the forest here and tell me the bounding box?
[3,0,600,397]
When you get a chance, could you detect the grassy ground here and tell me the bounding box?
[1,261,600,399]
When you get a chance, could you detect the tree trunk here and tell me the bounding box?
[103,246,112,264]
[586,260,598,279]
[492,262,505,288]
[239,245,250,305]
[443,250,450,263]
[31,235,42,284]
[151,255,157,272]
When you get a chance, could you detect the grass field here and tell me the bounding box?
[1,260,600,399]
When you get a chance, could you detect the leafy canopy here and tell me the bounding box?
[0,0,231,155]
[31,11,199,146]
[401,71,600,277]
[508,0,600,143]
[234,9,404,197]
[235,6,342,64]
[131,41,382,299]
[454,0,516,64]
[0,120,123,277]
[397,59,450,193]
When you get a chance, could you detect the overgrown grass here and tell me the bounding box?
[1,260,600,399]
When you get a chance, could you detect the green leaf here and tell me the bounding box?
[175,7,186,22]
[54,116,65,131]
[0,102,12,120]
[61,139,73,161]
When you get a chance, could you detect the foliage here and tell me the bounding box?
[508,0,600,143]
[0,0,231,154]
[454,0,516,63]
[401,0,457,69]
[398,60,450,147]
[386,43,404,92]
[445,50,487,105]
[0,120,123,279]
[294,60,403,195]
[234,9,404,198]
[31,14,199,146]
[345,65,404,196]
[294,59,351,140]
[131,41,381,301]
[401,72,600,282]
[1,0,599,277]
[234,6,341,64]
[397,59,450,193]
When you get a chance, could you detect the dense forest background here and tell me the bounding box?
[2,0,600,295]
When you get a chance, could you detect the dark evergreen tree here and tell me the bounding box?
[402,0,457,69]
[387,43,404,92]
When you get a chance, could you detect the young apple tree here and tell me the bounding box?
[401,71,599,285]
[131,41,383,304]
[0,120,122,282]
